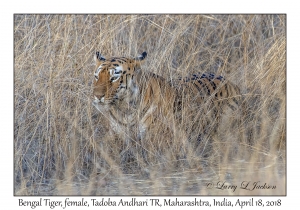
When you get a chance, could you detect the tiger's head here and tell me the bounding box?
[92,51,147,105]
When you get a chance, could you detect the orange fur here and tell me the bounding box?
[92,52,241,146]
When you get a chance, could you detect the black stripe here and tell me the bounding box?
[126,74,129,89]
[224,84,229,97]
[199,84,210,96]
[227,103,236,110]
[193,81,203,93]
[118,58,127,62]
[211,81,217,90]
[206,86,210,95]
[233,97,239,105]
[141,104,151,117]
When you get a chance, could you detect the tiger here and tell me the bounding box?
[92,51,241,157]
[92,52,179,150]
[171,72,241,150]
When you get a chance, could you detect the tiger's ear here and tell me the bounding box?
[94,52,106,66]
[135,52,147,61]
[134,52,147,69]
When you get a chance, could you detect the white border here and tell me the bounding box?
[2,0,297,209]
[3,0,290,13]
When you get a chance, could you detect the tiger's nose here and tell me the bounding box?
[94,95,105,103]
[94,94,104,99]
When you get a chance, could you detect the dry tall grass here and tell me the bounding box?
[14,14,286,195]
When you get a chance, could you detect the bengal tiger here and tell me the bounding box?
[92,51,241,158]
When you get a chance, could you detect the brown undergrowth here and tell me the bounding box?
[14,14,285,195]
